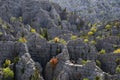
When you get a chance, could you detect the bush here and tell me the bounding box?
[19,17,23,22]
[113,44,118,49]
[59,39,67,45]
[90,26,97,33]
[30,28,36,33]
[113,48,120,54]
[54,37,60,43]
[81,60,89,65]
[50,57,58,68]
[88,31,94,36]
[94,76,101,80]
[31,69,39,80]
[90,40,96,45]
[3,67,14,80]
[83,78,89,80]
[10,17,16,22]
[14,57,19,64]
[99,49,106,54]
[96,36,102,40]
[116,65,120,73]
[96,60,101,68]
[71,35,77,40]
[115,58,120,65]
[105,24,112,30]
[0,18,3,24]
[18,37,27,43]
[84,39,89,43]
[3,59,11,68]
[0,32,3,36]
[40,28,48,40]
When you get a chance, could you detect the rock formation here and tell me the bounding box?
[0,0,120,80]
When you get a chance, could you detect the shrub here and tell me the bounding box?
[88,31,94,36]
[96,36,102,40]
[59,39,67,45]
[90,27,97,33]
[3,67,14,80]
[99,49,106,54]
[96,60,101,68]
[54,37,60,43]
[115,58,120,65]
[0,32,3,36]
[84,39,89,43]
[0,18,3,24]
[71,35,77,40]
[95,76,101,80]
[113,48,120,54]
[14,57,19,64]
[31,69,39,80]
[105,24,112,30]
[113,44,118,49]
[116,65,120,73]
[40,28,48,40]
[114,21,120,27]
[83,78,89,80]
[19,17,23,22]
[81,60,88,65]
[10,17,16,22]
[50,57,58,68]
[30,28,36,33]
[18,37,27,43]
[90,40,96,45]
[3,59,11,68]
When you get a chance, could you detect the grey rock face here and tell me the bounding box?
[96,36,120,53]
[98,53,120,74]
[16,53,44,80]
[67,39,97,62]
[0,41,28,66]
[0,0,119,80]
[45,53,104,80]
[27,33,64,67]
[50,0,120,23]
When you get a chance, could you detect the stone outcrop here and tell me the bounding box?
[0,0,120,80]
[67,39,97,62]
[16,53,44,80]
[50,0,120,23]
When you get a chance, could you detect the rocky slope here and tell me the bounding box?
[0,0,120,80]
[50,0,120,23]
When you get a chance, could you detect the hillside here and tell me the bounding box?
[50,0,120,23]
[0,0,120,80]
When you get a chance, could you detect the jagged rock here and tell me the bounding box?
[45,48,104,80]
[27,33,64,67]
[105,74,120,80]
[48,27,62,39]
[50,0,120,23]
[50,6,61,25]
[16,53,44,80]
[96,36,120,53]
[27,33,49,67]
[0,0,119,80]
[0,41,28,67]
[44,46,70,80]
[0,0,21,22]
[98,53,120,74]
[56,46,70,62]
[59,33,72,41]
[61,20,78,32]
[67,39,97,62]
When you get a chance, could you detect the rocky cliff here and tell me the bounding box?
[0,0,120,80]
[50,0,120,23]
